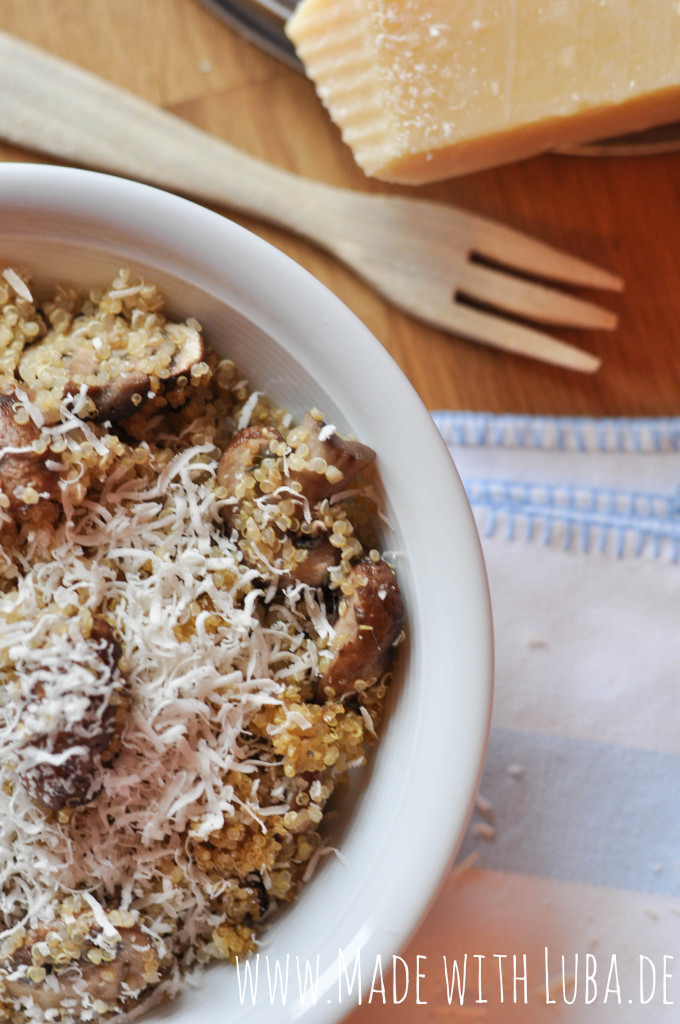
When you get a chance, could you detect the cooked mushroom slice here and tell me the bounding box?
[289,533,340,587]
[88,322,205,422]
[244,870,270,918]
[2,914,163,1014]
[19,617,125,811]
[287,412,376,503]
[218,422,368,586]
[218,424,339,585]
[216,423,283,528]
[0,393,59,515]
[318,559,404,699]
[18,320,205,423]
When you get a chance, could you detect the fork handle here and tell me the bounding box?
[0,31,338,241]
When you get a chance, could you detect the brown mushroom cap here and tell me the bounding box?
[17,321,205,423]
[288,412,376,503]
[217,424,341,586]
[217,418,375,587]
[319,559,404,699]
[216,424,283,527]
[0,394,59,516]
[19,617,125,811]
[288,534,340,587]
[2,914,162,1014]
[89,321,205,422]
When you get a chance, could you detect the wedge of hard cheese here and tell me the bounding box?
[286,0,680,184]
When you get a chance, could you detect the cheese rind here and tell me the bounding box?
[286,0,680,184]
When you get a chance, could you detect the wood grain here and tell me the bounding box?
[1,0,680,416]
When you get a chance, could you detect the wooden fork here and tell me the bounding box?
[0,31,622,373]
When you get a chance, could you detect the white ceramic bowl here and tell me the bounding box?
[0,163,492,1024]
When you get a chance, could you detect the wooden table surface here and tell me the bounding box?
[2,0,680,419]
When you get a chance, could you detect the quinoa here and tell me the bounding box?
[0,269,403,1022]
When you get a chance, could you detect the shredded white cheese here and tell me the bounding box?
[0,417,336,1007]
[0,267,399,1021]
[2,268,33,304]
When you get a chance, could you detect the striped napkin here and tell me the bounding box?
[345,411,680,1024]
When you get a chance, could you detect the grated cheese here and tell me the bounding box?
[2,269,32,304]
[0,405,343,1013]
[0,269,401,1021]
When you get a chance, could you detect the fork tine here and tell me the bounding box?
[456,261,618,329]
[470,216,624,292]
[411,297,601,372]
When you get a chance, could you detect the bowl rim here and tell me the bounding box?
[0,163,493,1023]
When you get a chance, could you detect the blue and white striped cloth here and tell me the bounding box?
[347,412,680,1024]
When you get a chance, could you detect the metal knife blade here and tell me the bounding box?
[197,0,302,70]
